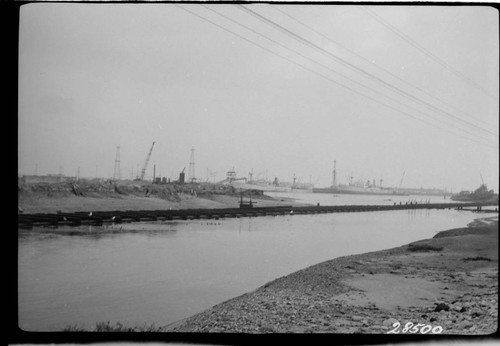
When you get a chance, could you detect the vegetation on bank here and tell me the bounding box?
[63,321,168,332]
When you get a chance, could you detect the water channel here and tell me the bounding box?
[18,192,496,331]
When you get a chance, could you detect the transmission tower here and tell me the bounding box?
[188,147,196,183]
[113,146,121,180]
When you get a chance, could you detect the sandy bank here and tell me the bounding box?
[18,194,305,214]
[18,180,307,214]
[167,217,498,334]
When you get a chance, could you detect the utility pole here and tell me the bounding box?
[188,147,195,183]
[332,160,337,187]
[113,146,121,180]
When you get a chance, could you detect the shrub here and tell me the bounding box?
[407,243,443,252]
[462,256,491,262]
[63,321,167,332]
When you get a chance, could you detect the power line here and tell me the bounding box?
[361,6,498,100]
[239,5,498,139]
[202,4,497,144]
[175,5,497,149]
[270,5,498,131]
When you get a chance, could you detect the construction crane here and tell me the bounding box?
[398,171,405,191]
[139,141,155,180]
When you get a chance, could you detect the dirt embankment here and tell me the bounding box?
[167,218,498,334]
[17,179,302,214]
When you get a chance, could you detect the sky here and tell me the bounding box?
[18,3,499,192]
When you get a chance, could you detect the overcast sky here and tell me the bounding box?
[18,3,499,191]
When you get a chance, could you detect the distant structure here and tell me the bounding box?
[188,147,196,183]
[179,167,186,184]
[142,142,155,180]
[113,146,121,180]
[206,168,217,183]
[332,160,337,187]
[20,174,66,184]
[226,167,237,182]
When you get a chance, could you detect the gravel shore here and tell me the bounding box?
[167,216,498,335]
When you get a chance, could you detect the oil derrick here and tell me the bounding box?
[188,147,196,183]
[113,146,121,180]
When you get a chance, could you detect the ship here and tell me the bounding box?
[222,168,293,192]
[230,180,292,192]
[451,184,498,202]
[312,184,409,196]
[312,160,409,196]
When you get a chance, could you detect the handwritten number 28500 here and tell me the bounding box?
[388,322,443,334]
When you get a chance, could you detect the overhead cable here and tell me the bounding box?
[238,5,498,139]
[202,5,497,144]
[175,5,498,149]
[361,6,498,100]
[271,4,498,131]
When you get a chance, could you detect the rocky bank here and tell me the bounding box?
[167,217,498,335]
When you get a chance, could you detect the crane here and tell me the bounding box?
[139,141,155,180]
[398,171,405,191]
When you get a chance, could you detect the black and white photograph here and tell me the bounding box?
[14,0,499,343]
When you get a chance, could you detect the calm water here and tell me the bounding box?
[267,191,457,206]
[18,193,495,331]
